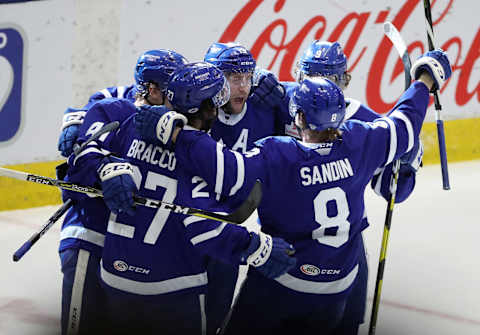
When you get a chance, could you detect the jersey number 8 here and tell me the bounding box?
[311,187,350,248]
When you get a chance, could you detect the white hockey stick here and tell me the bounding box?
[368,22,412,335]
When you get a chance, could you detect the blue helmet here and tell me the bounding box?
[289,77,345,131]
[134,49,188,95]
[204,42,256,73]
[298,41,347,79]
[166,62,230,114]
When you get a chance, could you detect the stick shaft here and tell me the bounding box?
[423,0,451,190]
[13,199,73,261]
[369,23,411,335]
[0,167,260,225]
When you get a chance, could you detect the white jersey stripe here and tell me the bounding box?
[100,263,208,295]
[344,98,361,120]
[61,226,105,247]
[390,111,414,152]
[382,117,397,165]
[229,151,245,196]
[67,249,90,335]
[183,216,207,227]
[274,264,358,294]
[199,294,207,335]
[107,219,135,239]
[191,223,227,245]
[99,88,112,98]
[215,142,224,196]
[117,86,126,99]
[73,145,110,166]
[373,168,385,197]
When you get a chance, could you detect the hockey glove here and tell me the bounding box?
[250,68,287,109]
[410,49,452,91]
[240,232,296,279]
[134,105,187,148]
[400,139,424,174]
[98,156,138,216]
[58,108,87,157]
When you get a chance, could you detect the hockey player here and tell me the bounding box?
[295,40,423,334]
[142,48,451,334]
[58,49,188,335]
[201,42,293,333]
[204,42,287,152]
[57,49,184,157]
[253,40,423,334]
[64,61,296,334]
[136,42,291,334]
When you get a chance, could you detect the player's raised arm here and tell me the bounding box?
[342,49,451,174]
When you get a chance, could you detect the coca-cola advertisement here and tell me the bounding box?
[119,0,478,122]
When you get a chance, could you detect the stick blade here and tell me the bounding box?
[383,21,412,90]
[224,180,263,224]
[383,22,408,60]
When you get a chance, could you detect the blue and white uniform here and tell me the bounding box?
[66,98,253,334]
[173,81,430,334]
[59,85,136,335]
[210,99,283,154]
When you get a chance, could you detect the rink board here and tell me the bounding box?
[1,118,479,211]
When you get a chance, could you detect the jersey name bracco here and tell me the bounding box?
[66,101,250,297]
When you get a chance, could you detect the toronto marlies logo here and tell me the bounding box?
[0,27,25,142]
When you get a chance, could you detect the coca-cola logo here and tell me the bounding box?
[219,0,478,114]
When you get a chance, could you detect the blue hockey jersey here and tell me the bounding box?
[209,97,284,154]
[65,99,251,297]
[282,81,417,203]
[59,85,137,255]
[174,81,430,296]
[83,84,136,109]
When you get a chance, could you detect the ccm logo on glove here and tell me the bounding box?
[99,162,134,181]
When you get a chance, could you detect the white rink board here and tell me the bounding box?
[1,0,479,164]
[0,160,479,335]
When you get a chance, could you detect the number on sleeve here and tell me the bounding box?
[191,176,209,198]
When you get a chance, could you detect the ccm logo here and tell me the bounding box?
[300,264,342,276]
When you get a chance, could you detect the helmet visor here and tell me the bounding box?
[212,77,231,107]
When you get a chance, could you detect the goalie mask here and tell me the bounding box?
[204,42,256,74]
[134,49,188,95]
[289,77,346,131]
[166,62,230,114]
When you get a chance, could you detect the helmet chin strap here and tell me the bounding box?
[222,101,234,115]
[294,112,308,136]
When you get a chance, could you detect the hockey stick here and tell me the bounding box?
[13,199,73,262]
[368,22,412,335]
[423,0,450,190]
[0,167,262,225]
[11,121,120,262]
